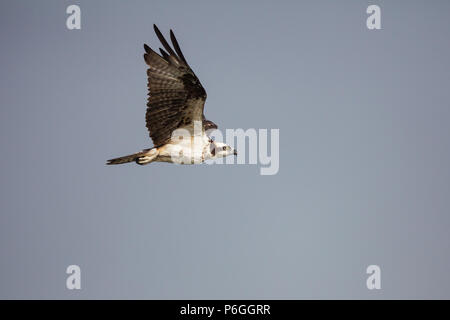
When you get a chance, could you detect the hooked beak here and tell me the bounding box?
[233,149,238,156]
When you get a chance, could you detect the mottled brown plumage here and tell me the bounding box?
[143,25,217,147]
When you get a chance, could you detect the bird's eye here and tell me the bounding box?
[222,146,227,151]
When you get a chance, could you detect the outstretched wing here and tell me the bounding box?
[144,25,216,147]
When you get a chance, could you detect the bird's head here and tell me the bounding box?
[209,141,237,159]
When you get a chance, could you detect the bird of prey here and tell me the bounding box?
[107,25,237,166]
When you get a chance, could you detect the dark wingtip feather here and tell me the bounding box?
[143,43,168,65]
[153,24,179,61]
[159,48,169,59]
[169,29,187,64]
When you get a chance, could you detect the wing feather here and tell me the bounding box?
[170,29,188,64]
[143,25,216,147]
[159,48,170,60]
[153,25,180,64]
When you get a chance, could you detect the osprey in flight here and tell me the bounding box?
[107,25,236,166]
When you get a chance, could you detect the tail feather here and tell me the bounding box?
[107,149,152,165]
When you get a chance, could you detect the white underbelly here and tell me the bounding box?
[157,135,209,164]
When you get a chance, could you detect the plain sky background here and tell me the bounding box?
[1,0,450,299]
